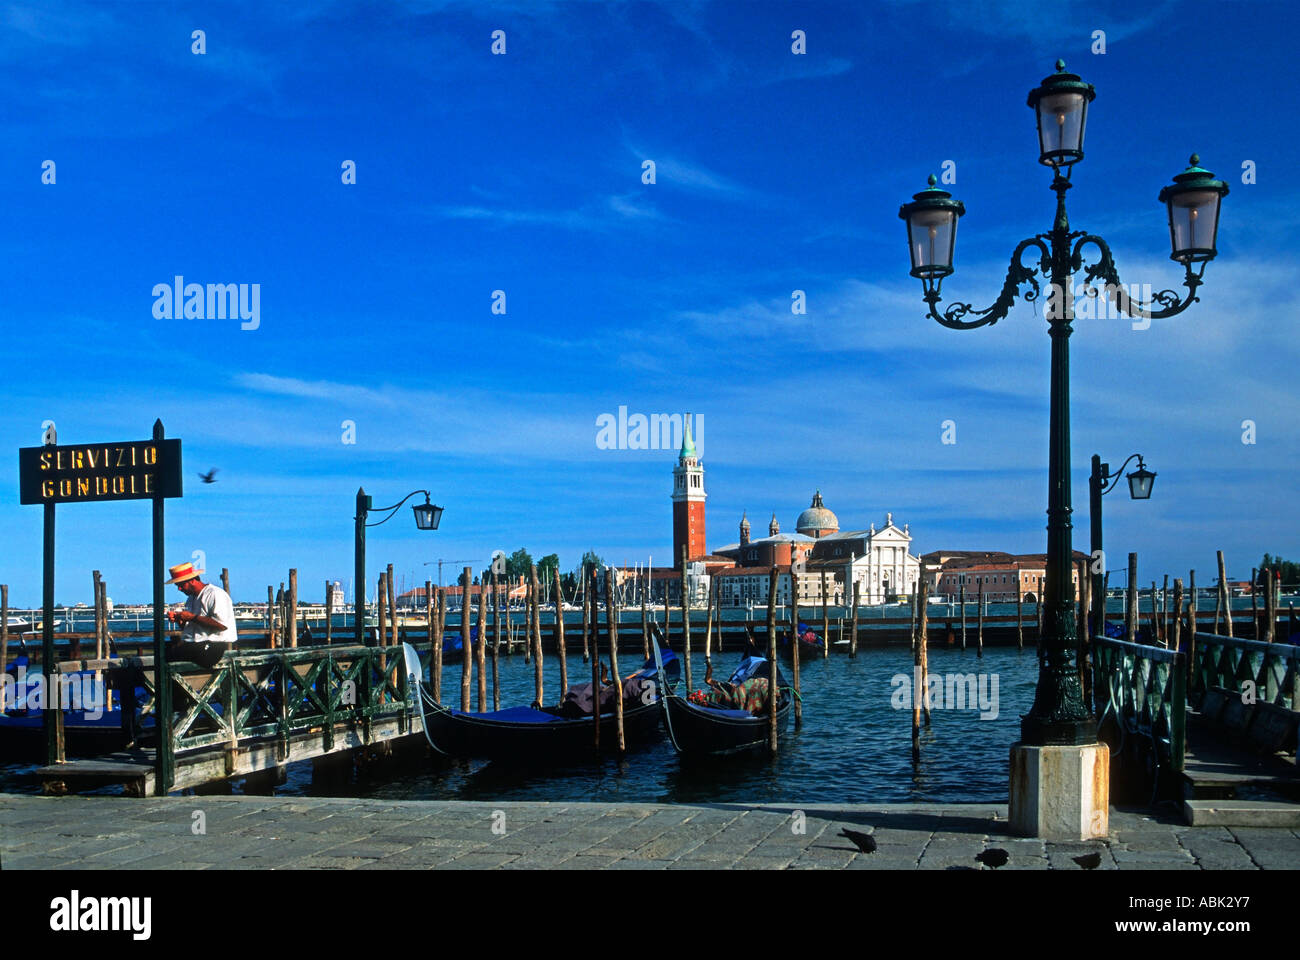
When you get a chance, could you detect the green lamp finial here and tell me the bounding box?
[927,173,937,187]
[1055,59,1065,72]
[1189,153,1200,166]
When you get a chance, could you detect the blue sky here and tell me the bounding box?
[1,0,1296,605]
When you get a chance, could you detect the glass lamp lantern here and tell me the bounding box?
[899,175,965,280]
[1027,60,1096,168]
[1126,463,1156,500]
[1158,155,1229,263]
[412,497,443,531]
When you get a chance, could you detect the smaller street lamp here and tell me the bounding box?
[354,487,441,643]
[1159,155,1230,264]
[1088,454,1155,645]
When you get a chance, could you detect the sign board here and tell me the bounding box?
[18,439,183,504]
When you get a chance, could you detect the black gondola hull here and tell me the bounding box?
[422,699,665,761]
[662,692,791,758]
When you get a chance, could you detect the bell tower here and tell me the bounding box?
[739,511,751,547]
[671,414,707,561]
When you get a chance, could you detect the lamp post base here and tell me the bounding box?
[1020,715,1097,746]
[1009,741,1110,840]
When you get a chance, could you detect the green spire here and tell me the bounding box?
[680,414,697,458]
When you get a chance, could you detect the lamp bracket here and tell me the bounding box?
[923,236,1051,330]
[1098,453,1145,496]
[365,489,432,528]
[1072,234,1205,320]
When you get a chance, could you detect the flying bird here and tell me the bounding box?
[838,828,877,854]
[1073,851,1102,870]
[199,468,219,484]
[976,848,1009,868]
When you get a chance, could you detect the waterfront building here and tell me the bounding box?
[803,513,922,605]
[715,565,794,608]
[926,551,1087,603]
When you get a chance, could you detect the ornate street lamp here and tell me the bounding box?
[899,60,1226,837]
[354,488,441,643]
[1087,453,1155,656]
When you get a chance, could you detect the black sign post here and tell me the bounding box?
[19,420,182,790]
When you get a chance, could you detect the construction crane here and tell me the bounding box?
[423,559,473,589]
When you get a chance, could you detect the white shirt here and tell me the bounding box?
[183,583,238,645]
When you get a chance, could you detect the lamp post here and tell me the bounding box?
[1088,454,1155,639]
[354,488,442,644]
[899,61,1226,837]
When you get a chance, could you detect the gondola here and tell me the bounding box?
[653,641,793,758]
[779,623,825,660]
[412,646,679,762]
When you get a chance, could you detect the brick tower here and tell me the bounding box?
[671,414,706,561]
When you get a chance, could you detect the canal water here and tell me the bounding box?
[0,644,1035,803]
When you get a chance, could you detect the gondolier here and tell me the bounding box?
[162,561,236,668]
[109,560,236,746]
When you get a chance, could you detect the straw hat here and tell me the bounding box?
[164,561,203,585]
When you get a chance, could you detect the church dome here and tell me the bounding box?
[796,491,839,537]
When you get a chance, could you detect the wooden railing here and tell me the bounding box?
[1190,632,1300,711]
[1092,635,1186,772]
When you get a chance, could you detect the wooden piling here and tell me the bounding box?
[1164,574,1175,642]
[1101,571,1111,636]
[1251,568,1260,639]
[376,574,387,647]
[489,572,500,710]
[324,579,333,644]
[778,571,797,731]
[603,568,624,755]
[919,578,930,727]
[476,576,488,711]
[1187,571,1197,691]
[976,579,984,658]
[529,565,543,708]
[820,570,830,657]
[767,566,778,755]
[959,582,967,650]
[591,569,601,755]
[714,579,723,653]
[288,569,298,648]
[704,575,716,663]
[1015,577,1023,650]
[386,563,396,647]
[268,585,277,648]
[680,547,693,694]
[1264,569,1276,643]
[553,567,567,703]
[912,579,928,760]
[636,578,645,664]
[460,567,473,712]
[850,581,860,658]
[1150,581,1160,645]
[1126,554,1138,644]
[1172,578,1184,652]
[581,574,591,663]
[434,588,445,704]
[1217,550,1232,638]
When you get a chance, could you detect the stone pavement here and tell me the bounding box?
[2,794,1298,869]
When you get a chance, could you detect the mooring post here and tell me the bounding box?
[1264,569,1276,644]
[791,570,802,728]
[591,568,601,755]
[221,567,230,596]
[959,582,967,650]
[1250,567,1260,640]
[704,575,716,665]
[324,579,333,645]
[680,546,692,694]
[849,581,861,658]
[919,578,930,729]
[489,572,500,711]
[289,569,298,648]
[1187,570,1198,693]
[976,579,984,658]
[475,574,488,711]
[1217,550,1232,638]
[434,588,445,704]
[461,568,473,712]
[1172,578,1184,652]
[529,565,543,707]
[1126,554,1139,644]
[553,567,567,705]
[767,566,778,754]
[583,574,592,664]
[604,567,624,755]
